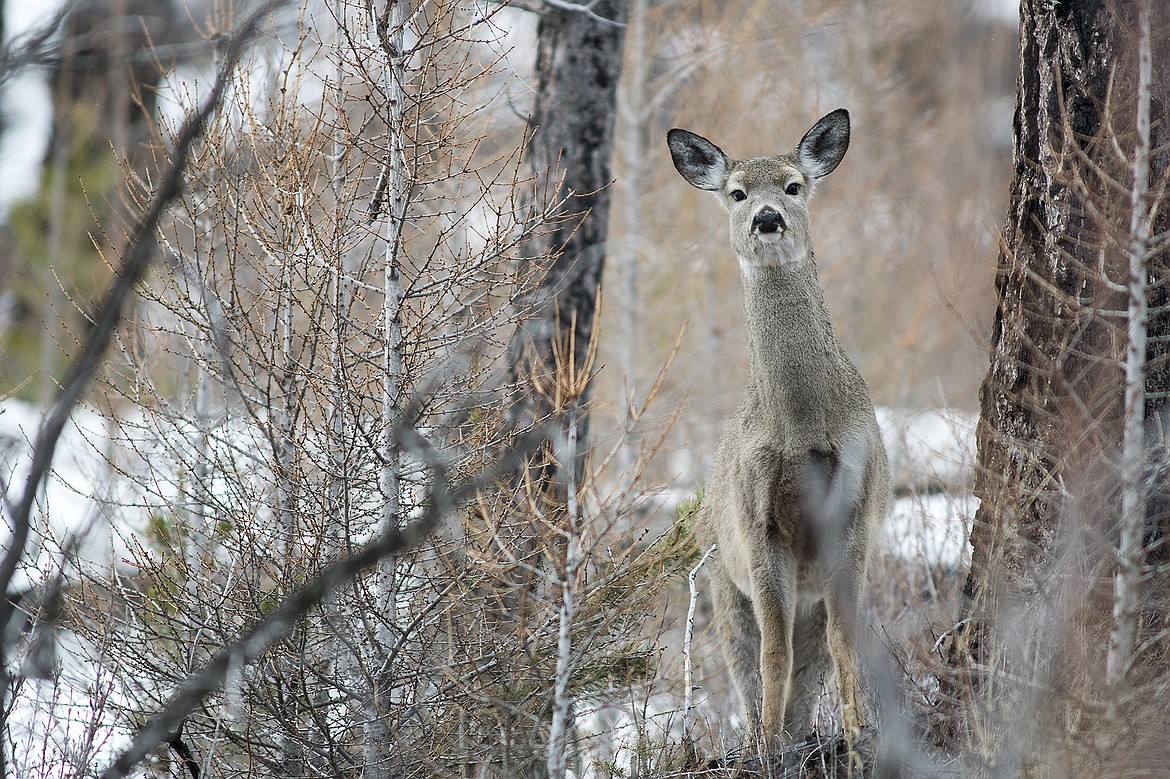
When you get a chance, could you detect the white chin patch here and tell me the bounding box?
[778,253,804,271]
[740,248,805,274]
[756,231,785,245]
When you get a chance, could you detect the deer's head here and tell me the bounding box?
[667,109,850,272]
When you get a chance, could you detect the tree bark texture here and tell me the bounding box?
[507,2,628,483]
[950,0,1170,704]
[10,0,177,402]
[51,0,177,183]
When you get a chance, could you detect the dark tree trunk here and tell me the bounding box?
[947,0,1170,727]
[50,0,177,215]
[0,0,177,401]
[507,2,628,485]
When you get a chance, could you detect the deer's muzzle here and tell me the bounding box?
[752,207,786,234]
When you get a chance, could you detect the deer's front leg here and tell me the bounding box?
[826,594,865,736]
[750,547,796,746]
[710,560,762,732]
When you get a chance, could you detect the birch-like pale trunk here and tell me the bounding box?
[683,543,716,735]
[1106,0,1153,690]
[329,1,357,512]
[277,224,298,553]
[376,0,405,629]
[170,229,219,608]
[321,13,357,777]
[327,0,355,592]
[547,403,582,779]
[615,0,646,479]
[366,2,407,776]
[186,321,214,603]
[370,0,406,612]
[322,3,349,555]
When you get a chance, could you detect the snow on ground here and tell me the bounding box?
[1,396,290,594]
[887,491,977,569]
[0,400,147,595]
[876,406,976,496]
[1,398,272,776]
[1,398,980,585]
[6,630,129,778]
[577,693,688,776]
[876,407,978,568]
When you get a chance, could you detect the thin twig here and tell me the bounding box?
[98,423,548,779]
[683,542,716,735]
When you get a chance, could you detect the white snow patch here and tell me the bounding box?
[884,492,977,568]
[577,693,687,778]
[0,400,144,594]
[876,406,976,496]
[4,0,67,38]
[976,0,1019,22]
[7,630,130,778]
[0,72,53,217]
[0,0,66,218]
[876,407,977,567]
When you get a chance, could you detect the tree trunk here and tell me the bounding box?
[507,2,628,485]
[948,0,1170,733]
[31,0,175,403]
[614,0,646,480]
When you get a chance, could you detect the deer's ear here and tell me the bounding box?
[796,109,850,180]
[668,129,732,191]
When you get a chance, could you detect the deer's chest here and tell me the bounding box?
[738,442,839,555]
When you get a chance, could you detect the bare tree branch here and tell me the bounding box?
[166,721,200,779]
[0,1,78,85]
[0,0,285,730]
[540,0,626,26]
[98,422,547,779]
[1107,0,1155,693]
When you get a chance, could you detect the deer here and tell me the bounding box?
[667,109,890,749]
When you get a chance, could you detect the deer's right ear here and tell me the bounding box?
[796,109,850,180]
[668,129,732,191]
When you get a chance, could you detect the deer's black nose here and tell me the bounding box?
[752,207,786,234]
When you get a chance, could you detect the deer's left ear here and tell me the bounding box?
[796,109,850,180]
[668,128,732,191]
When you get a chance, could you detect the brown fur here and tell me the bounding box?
[668,110,890,746]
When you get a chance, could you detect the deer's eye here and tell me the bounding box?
[730,189,747,202]
[785,181,802,196]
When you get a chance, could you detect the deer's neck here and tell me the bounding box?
[739,261,852,437]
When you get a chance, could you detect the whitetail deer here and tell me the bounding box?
[668,109,889,747]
